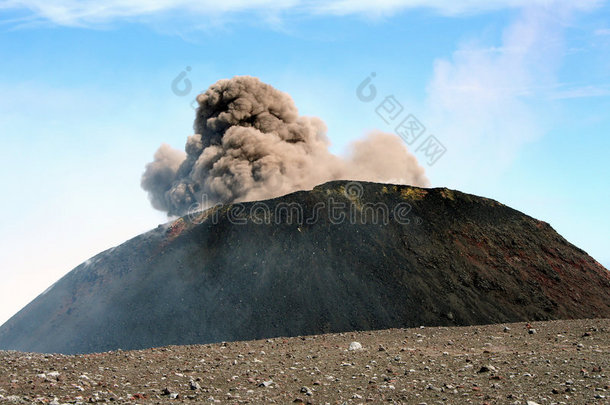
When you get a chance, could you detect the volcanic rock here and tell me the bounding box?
[0,180,608,354]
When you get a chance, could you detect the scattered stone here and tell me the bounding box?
[0,319,606,404]
[348,342,363,351]
[478,365,497,373]
[47,371,60,380]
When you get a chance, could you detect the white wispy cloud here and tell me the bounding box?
[422,5,570,187]
[315,0,600,17]
[549,84,610,99]
[0,0,602,27]
[0,0,298,27]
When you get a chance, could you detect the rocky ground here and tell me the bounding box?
[0,319,608,404]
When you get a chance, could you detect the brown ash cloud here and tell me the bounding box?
[142,76,429,216]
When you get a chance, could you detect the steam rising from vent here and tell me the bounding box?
[142,76,429,216]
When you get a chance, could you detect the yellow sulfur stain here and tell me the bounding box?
[440,189,456,200]
[400,187,428,200]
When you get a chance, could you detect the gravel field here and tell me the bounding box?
[1,319,608,404]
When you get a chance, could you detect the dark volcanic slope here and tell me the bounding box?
[0,181,608,354]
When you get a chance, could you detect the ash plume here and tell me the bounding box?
[142,76,429,216]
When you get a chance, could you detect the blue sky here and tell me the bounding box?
[0,0,609,325]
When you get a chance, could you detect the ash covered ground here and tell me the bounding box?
[1,319,608,404]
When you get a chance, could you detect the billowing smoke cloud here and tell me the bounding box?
[142,76,429,216]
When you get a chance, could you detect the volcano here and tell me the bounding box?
[0,181,608,354]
